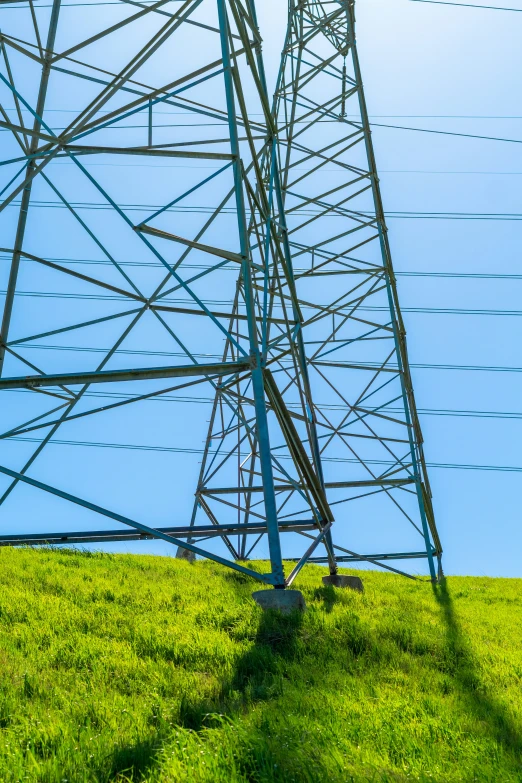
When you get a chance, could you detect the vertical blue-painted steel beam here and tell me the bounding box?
[247,0,338,575]
[216,0,284,586]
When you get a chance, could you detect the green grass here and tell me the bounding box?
[0,549,520,782]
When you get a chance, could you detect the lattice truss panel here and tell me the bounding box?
[0,0,340,586]
[271,0,442,578]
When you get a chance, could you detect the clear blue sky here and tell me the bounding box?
[0,0,521,578]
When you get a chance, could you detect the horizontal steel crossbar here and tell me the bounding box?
[0,361,250,390]
[0,520,318,546]
[302,552,435,564]
[201,477,415,494]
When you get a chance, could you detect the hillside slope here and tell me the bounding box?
[0,549,520,782]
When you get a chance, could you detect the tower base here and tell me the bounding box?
[252,589,306,613]
[176,546,195,562]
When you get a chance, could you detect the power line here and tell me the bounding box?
[0,0,522,12]
[381,213,522,221]
[397,271,522,279]
[1,1,182,7]
[3,200,522,221]
[414,408,522,419]
[369,121,522,145]
[4,288,522,317]
[380,170,522,175]
[410,0,522,10]
[6,385,522,420]
[3,119,522,144]
[6,108,522,119]
[4,434,522,473]
[393,362,522,372]
[6,345,522,373]
[43,161,522,175]
[2,253,521,279]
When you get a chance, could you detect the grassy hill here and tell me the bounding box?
[0,549,520,782]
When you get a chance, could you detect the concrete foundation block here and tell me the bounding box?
[252,589,306,613]
[322,574,364,592]
[175,546,195,562]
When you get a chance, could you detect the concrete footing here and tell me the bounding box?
[175,546,195,562]
[252,589,306,613]
[322,574,364,592]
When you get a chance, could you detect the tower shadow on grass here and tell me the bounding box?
[107,738,160,782]
[178,599,305,728]
[200,598,338,782]
[104,591,336,782]
[433,578,522,763]
[102,577,522,781]
[311,583,339,613]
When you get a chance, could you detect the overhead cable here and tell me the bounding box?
[6,387,522,420]
[3,288,522,317]
[2,253,521,279]
[4,435,522,473]
[410,0,522,10]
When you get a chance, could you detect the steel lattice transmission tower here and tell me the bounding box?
[270,0,442,580]
[0,0,341,590]
[0,0,441,589]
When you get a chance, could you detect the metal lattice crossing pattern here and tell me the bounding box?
[271,0,442,580]
[0,0,442,586]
